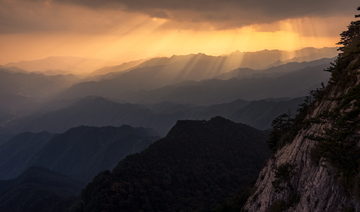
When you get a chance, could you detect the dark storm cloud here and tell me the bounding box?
[49,0,359,24]
[0,0,126,33]
[0,0,359,34]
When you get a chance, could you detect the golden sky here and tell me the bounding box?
[0,0,358,65]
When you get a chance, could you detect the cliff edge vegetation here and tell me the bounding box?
[243,6,360,212]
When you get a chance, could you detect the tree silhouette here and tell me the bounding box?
[337,6,360,52]
[267,113,293,152]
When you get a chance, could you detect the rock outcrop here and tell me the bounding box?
[243,91,359,211]
[243,12,360,212]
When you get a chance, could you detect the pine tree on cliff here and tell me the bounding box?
[242,5,360,212]
[338,7,360,52]
[267,113,293,153]
[325,6,360,78]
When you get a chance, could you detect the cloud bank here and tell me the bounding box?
[0,0,358,33]
[50,0,359,26]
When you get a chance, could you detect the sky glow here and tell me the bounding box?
[0,0,358,65]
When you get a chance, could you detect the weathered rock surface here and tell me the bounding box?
[243,73,360,211]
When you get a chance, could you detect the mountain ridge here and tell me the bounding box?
[3,96,304,136]
[0,166,85,212]
[70,116,271,212]
[0,125,160,182]
[54,63,330,104]
[5,56,117,75]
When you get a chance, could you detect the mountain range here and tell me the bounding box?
[0,166,85,212]
[0,46,341,212]
[4,56,118,75]
[70,117,271,212]
[0,69,80,98]
[4,47,335,76]
[54,62,331,104]
[215,57,335,80]
[0,125,160,182]
[0,48,334,128]
[124,64,330,105]
[3,96,304,136]
[0,70,82,124]
[89,59,147,78]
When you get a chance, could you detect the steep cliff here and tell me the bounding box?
[243,11,360,212]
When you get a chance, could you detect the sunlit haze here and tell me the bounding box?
[0,0,358,71]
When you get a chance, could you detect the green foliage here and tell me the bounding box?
[72,117,271,212]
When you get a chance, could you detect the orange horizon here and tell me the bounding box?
[0,1,354,66]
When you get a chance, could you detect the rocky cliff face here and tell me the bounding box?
[243,89,358,211]
[243,15,360,211]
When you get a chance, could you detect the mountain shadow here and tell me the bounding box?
[126,63,330,105]
[0,125,160,182]
[0,69,82,124]
[70,117,270,212]
[0,131,54,180]
[0,166,85,212]
[4,96,303,136]
[0,69,80,97]
[215,57,335,80]
[55,54,333,102]
[230,97,304,130]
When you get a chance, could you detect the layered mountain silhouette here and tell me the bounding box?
[215,57,335,80]
[0,69,82,125]
[0,46,341,212]
[3,96,304,136]
[0,50,334,128]
[56,53,248,99]
[70,117,270,212]
[0,131,14,146]
[90,48,336,81]
[0,57,331,135]
[0,94,37,124]
[125,64,330,105]
[4,47,336,78]
[0,65,28,74]
[226,47,336,70]
[89,59,147,78]
[0,69,80,97]
[4,56,116,75]
[54,63,330,104]
[0,125,160,182]
[229,98,303,129]
[0,131,54,180]
[0,166,85,212]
